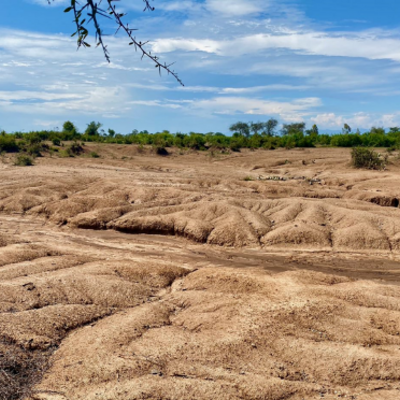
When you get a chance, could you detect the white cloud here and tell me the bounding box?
[29,0,68,6]
[0,86,131,116]
[311,113,345,128]
[311,112,400,130]
[220,84,310,94]
[193,96,321,116]
[205,0,265,17]
[0,90,82,102]
[0,29,139,119]
[127,83,309,94]
[159,1,202,13]
[153,31,400,62]
[129,100,183,109]
[97,62,151,72]
[131,96,321,117]
[33,119,63,128]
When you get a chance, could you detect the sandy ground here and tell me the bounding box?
[1,145,400,399]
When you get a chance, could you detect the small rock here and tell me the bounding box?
[151,370,163,376]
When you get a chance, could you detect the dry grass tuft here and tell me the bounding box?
[0,337,52,400]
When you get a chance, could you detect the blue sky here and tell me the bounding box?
[0,0,400,134]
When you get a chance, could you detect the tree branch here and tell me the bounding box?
[47,0,183,85]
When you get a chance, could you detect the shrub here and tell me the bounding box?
[14,155,34,166]
[26,133,42,145]
[284,138,296,149]
[153,145,169,156]
[387,142,400,153]
[89,151,100,158]
[26,144,43,157]
[52,138,61,146]
[0,136,20,153]
[65,142,84,157]
[351,147,387,170]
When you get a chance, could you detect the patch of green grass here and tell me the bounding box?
[58,150,71,158]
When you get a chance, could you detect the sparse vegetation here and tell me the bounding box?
[0,122,399,160]
[14,155,34,166]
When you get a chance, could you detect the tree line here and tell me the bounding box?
[1,120,400,157]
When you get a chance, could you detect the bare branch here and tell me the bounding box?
[47,0,183,85]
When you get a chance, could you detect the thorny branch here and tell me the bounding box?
[47,0,184,86]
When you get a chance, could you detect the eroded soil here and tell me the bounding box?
[1,146,400,399]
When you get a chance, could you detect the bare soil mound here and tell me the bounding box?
[1,147,400,253]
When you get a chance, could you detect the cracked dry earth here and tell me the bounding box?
[1,146,400,400]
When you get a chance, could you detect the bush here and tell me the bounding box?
[154,146,169,156]
[14,155,34,166]
[351,147,387,170]
[284,137,296,149]
[0,136,20,153]
[89,151,100,158]
[26,144,43,157]
[52,138,61,146]
[65,142,84,157]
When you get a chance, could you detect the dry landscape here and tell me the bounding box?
[1,145,400,400]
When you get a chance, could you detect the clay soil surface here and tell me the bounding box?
[1,145,400,400]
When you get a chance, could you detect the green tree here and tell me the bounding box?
[263,118,278,136]
[307,124,319,136]
[63,121,77,134]
[250,122,264,136]
[342,123,352,134]
[281,122,306,136]
[85,121,102,136]
[108,129,116,138]
[229,122,250,138]
[369,126,385,135]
